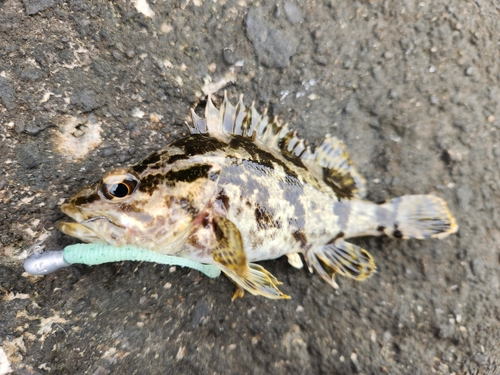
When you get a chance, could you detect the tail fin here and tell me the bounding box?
[381,195,458,240]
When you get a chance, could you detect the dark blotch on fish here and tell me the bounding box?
[139,173,164,195]
[139,165,213,195]
[393,224,403,238]
[119,203,143,213]
[229,136,300,180]
[292,229,308,248]
[322,167,355,199]
[217,190,230,211]
[255,206,281,230]
[165,164,213,183]
[326,231,345,244]
[133,151,161,174]
[277,136,307,169]
[74,193,100,206]
[171,135,229,158]
[177,197,200,216]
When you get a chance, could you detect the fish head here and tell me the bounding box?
[59,161,221,252]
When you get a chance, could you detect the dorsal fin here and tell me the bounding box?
[188,93,366,199]
[302,135,366,199]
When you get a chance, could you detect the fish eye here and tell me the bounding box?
[109,182,131,198]
[101,172,139,200]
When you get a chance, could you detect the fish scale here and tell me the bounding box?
[58,93,458,299]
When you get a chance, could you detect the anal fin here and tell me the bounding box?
[286,253,304,269]
[306,239,376,288]
[212,217,290,299]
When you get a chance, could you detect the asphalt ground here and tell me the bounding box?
[1,1,499,374]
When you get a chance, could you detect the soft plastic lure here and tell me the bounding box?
[23,243,221,278]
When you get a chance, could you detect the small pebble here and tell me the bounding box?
[102,148,114,157]
[473,354,487,365]
[223,48,235,65]
[111,50,123,61]
[284,2,304,24]
[15,121,25,133]
[465,67,474,76]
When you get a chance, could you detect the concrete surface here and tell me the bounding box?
[1,0,499,374]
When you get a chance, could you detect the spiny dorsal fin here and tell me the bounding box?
[189,93,312,158]
[188,93,366,199]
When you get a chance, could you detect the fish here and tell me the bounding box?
[59,93,458,299]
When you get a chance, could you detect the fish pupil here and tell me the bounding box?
[101,173,139,200]
[110,183,129,198]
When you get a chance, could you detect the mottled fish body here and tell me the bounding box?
[59,94,458,299]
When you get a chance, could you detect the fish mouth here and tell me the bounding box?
[60,202,87,223]
[60,203,124,227]
[59,203,125,244]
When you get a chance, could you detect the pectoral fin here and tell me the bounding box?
[218,263,290,300]
[212,217,290,300]
[212,216,248,275]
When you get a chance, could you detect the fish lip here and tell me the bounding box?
[80,216,125,228]
[60,203,124,228]
[60,202,87,223]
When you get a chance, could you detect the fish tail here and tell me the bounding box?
[380,195,458,240]
[304,194,457,288]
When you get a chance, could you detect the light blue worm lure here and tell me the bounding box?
[23,243,221,278]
